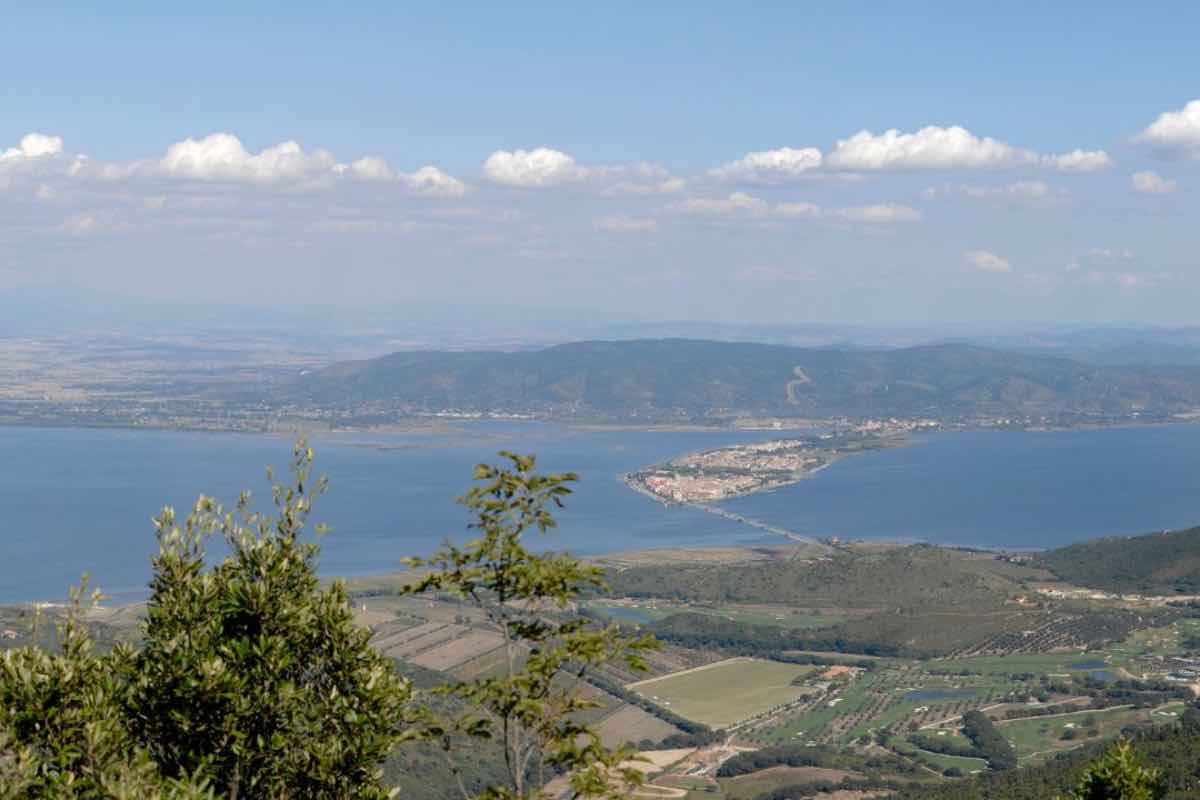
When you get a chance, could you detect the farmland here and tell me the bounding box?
[594,705,683,748]
[35,538,1189,800]
[586,598,849,630]
[628,658,818,728]
[336,544,1200,796]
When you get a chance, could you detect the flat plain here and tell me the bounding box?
[628,658,816,728]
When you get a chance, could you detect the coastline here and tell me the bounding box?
[617,431,907,506]
[1,411,1197,439]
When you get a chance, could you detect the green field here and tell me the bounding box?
[628,658,815,728]
[588,600,843,630]
[934,653,1100,675]
[995,704,1182,761]
[754,664,1018,747]
[889,736,988,774]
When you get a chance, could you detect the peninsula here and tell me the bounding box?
[622,419,932,504]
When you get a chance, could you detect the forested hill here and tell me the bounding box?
[273,339,1200,422]
[1035,526,1200,595]
[888,717,1200,800]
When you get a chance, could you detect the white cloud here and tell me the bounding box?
[669,192,769,217]
[1043,149,1111,172]
[600,163,685,195]
[826,125,1108,173]
[151,133,469,195]
[593,214,659,233]
[772,201,823,219]
[1137,99,1200,159]
[482,147,586,187]
[963,249,1011,273]
[0,133,64,162]
[708,147,823,184]
[835,204,921,224]
[160,133,337,182]
[827,126,1037,170]
[1131,170,1177,195]
[603,175,685,195]
[483,148,680,194]
[333,158,466,196]
[398,165,467,198]
[340,156,394,182]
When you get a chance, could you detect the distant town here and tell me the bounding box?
[623,420,935,504]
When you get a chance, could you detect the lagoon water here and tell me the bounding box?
[3,422,1200,603]
[723,425,1200,550]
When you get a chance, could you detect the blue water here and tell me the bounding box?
[723,426,1200,550]
[4,422,1200,604]
[1070,660,1108,670]
[0,423,781,603]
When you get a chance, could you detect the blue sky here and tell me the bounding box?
[2,3,1198,326]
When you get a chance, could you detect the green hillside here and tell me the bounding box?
[887,717,1200,800]
[273,339,1200,422]
[1036,526,1200,595]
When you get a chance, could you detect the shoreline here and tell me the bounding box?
[1,537,1049,610]
[618,431,906,506]
[1,413,1198,439]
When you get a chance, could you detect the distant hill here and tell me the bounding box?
[272,339,1200,422]
[1035,526,1200,595]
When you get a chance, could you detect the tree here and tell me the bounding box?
[401,451,659,800]
[0,581,213,799]
[1061,739,1166,800]
[123,441,415,799]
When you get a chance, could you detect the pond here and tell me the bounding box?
[593,605,657,624]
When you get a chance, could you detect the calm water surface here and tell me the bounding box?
[4,423,1200,603]
[723,425,1200,550]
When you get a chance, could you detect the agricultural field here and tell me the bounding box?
[594,706,683,748]
[933,652,1108,676]
[888,736,988,774]
[628,658,818,728]
[409,629,504,671]
[587,598,848,630]
[717,766,864,800]
[448,644,511,680]
[751,663,1020,747]
[338,548,1200,796]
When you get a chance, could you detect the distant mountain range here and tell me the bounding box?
[271,339,1200,422]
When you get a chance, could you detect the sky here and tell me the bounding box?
[2,2,1199,327]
